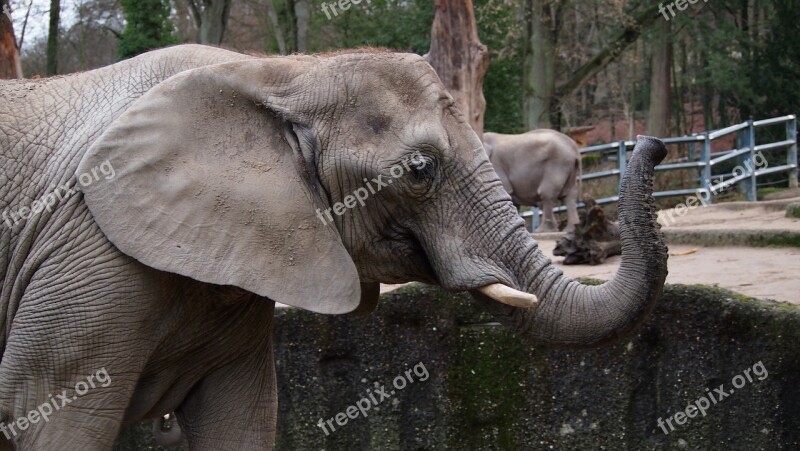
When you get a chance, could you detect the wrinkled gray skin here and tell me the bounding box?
[0,45,668,450]
[483,130,581,232]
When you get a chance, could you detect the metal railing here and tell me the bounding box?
[523,115,799,231]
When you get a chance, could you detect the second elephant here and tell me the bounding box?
[484,129,581,232]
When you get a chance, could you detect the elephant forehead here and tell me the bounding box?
[332,54,445,104]
[331,92,451,152]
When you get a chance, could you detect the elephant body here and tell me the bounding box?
[0,45,668,450]
[1,46,278,450]
[483,129,581,232]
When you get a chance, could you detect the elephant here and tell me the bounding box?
[483,129,581,232]
[0,44,668,450]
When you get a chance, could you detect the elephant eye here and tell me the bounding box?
[407,155,436,183]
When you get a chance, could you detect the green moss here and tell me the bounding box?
[447,327,527,449]
[777,302,800,311]
[675,283,799,308]
[757,187,786,199]
[581,153,602,167]
[664,229,800,248]
[786,202,800,219]
[763,232,800,248]
[575,277,605,286]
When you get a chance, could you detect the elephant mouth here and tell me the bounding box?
[423,249,538,309]
[397,227,537,309]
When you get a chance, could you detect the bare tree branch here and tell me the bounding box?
[102,25,122,40]
[17,0,33,49]
[187,0,201,29]
[265,0,286,54]
[555,2,661,100]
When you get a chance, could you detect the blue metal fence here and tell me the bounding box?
[523,115,799,231]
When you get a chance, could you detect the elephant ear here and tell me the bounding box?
[78,60,363,314]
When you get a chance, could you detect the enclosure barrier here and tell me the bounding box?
[523,115,799,231]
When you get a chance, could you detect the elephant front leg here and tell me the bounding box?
[0,263,157,450]
[177,337,278,450]
[0,340,139,451]
[1,389,129,451]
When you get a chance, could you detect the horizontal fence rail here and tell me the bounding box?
[522,115,799,231]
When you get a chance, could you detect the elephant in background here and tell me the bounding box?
[0,44,668,450]
[483,129,581,232]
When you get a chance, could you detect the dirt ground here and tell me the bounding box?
[535,240,800,304]
[659,198,800,231]
[381,197,800,304]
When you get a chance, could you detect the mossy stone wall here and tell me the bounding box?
[115,284,800,450]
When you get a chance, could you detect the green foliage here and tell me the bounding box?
[298,0,525,134]
[117,0,178,60]
[304,0,434,53]
[747,0,800,118]
[475,0,525,134]
[685,0,800,124]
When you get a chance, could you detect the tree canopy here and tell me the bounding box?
[9,0,800,139]
[117,0,178,59]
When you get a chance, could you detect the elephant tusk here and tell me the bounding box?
[477,284,538,308]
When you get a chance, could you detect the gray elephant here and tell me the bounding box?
[0,44,668,450]
[483,129,581,232]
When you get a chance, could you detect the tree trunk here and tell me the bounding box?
[265,0,286,54]
[195,0,232,45]
[553,200,621,265]
[647,20,671,137]
[523,1,661,131]
[46,0,60,76]
[293,0,309,53]
[0,0,22,79]
[174,0,197,42]
[424,0,490,139]
[523,0,557,130]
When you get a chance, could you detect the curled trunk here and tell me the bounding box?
[474,136,668,348]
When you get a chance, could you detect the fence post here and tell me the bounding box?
[530,207,540,233]
[788,115,799,189]
[736,121,756,201]
[617,140,627,194]
[701,133,712,204]
[745,119,757,201]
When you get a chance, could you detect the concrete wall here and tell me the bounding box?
[114,283,800,450]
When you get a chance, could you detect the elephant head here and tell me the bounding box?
[78,51,667,347]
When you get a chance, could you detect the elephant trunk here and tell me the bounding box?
[474,136,668,347]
